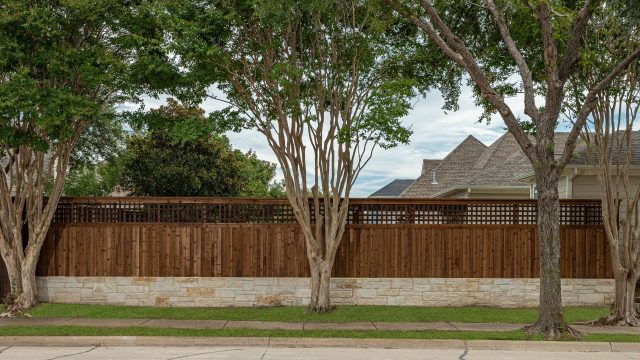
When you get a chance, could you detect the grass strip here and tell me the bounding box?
[0,326,639,342]
[12,304,609,324]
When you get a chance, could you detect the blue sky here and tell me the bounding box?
[142,86,527,197]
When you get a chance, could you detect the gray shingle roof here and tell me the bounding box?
[369,179,414,197]
[372,131,640,199]
[569,131,640,166]
[401,132,580,198]
[401,135,487,198]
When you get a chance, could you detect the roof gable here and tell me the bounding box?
[369,179,414,197]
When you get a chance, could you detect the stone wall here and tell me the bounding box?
[36,277,614,308]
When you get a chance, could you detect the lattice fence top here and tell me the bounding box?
[52,197,603,226]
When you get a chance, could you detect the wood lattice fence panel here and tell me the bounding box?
[52,197,603,226]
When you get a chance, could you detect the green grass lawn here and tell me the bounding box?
[6,303,609,324]
[0,325,637,342]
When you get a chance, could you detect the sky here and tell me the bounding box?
[140,86,527,198]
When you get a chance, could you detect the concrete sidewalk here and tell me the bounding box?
[0,317,638,335]
[2,337,640,354]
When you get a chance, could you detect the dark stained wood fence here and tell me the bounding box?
[37,223,610,278]
[33,197,611,279]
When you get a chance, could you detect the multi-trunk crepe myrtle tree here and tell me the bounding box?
[168,0,456,311]
[580,74,640,326]
[388,0,640,339]
[567,0,640,326]
[0,1,180,313]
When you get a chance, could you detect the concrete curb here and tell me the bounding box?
[0,336,639,352]
[3,318,639,334]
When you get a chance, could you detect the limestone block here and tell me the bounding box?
[294,288,311,298]
[376,288,401,296]
[334,279,358,289]
[227,279,246,289]
[54,292,81,302]
[117,285,146,293]
[444,279,466,285]
[198,279,229,288]
[577,293,605,304]
[390,279,413,289]
[355,288,376,299]
[129,277,153,286]
[176,277,199,284]
[79,276,103,284]
[404,296,424,306]
[173,299,196,307]
[274,278,297,286]
[125,292,148,300]
[137,299,156,306]
[333,297,353,305]
[46,281,66,288]
[256,295,291,306]
[154,297,170,306]
[358,279,390,289]
[106,292,126,304]
[387,296,405,305]
[234,294,256,302]
[93,282,118,293]
[115,277,132,285]
[186,287,214,297]
[413,284,431,291]
[493,279,515,285]
[330,290,353,298]
[215,289,236,298]
[243,281,254,291]
[356,298,388,305]
[149,278,179,292]
[194,297,226,307]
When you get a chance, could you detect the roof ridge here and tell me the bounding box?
[435,135,487,170]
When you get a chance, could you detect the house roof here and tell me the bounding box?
[369,179,414,197]
[372,130,640,199]
[401,135,487,198]
[402,132,573,198]
[568,131,640,166]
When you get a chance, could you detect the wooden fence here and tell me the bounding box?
[32,197,611,279]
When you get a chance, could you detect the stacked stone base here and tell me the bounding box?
[36,277,614,308]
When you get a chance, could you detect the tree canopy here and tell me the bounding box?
[0,0,183,311]
[120,100,284,197]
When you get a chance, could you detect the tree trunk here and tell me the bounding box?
[534,182,567,339]
[308,259,333,312]
[15,255,39,310]
[1,250,21,299]
[611,269,639,325]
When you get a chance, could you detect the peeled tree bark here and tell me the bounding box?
[0,131,80,314]
[579,64,640,325]
[187,1,414,312]
[389,0,640,338]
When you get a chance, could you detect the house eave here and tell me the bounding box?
[435,185,530,198]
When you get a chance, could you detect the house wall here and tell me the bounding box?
[571,175,640,199]
[464,190,530,199]
[443,189,530,199]
[37,276,614,308]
